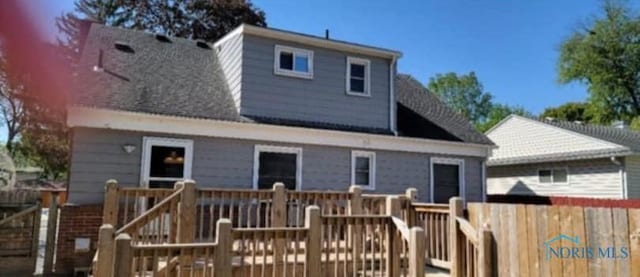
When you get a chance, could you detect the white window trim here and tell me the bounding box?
[346,57,371,97]
[537,167,570,186]
[140,137,193,188]
[274,45,314,79]
[429,157,466,203]
[253,145,303,190]
[351,150,376,190]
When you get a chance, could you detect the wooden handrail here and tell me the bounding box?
[457,216,478,245]
[116,186,184,234]
[0,205,38,226]
[391,216,410,241]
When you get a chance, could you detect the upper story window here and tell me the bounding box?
[274,45,313,79]
[351,151,376,190]
[346,57,371,96]
[538,168,568,185]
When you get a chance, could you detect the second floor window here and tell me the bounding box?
[346,57,371,96]
[274,45,313,79]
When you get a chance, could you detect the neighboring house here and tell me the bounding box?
[486,114,640,199]
[57,22,494,273]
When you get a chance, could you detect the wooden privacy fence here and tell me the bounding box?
[467,202,640,277]
[0,190,42,276]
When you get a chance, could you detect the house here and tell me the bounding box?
[58,22,493,273]
[486,114,640,199]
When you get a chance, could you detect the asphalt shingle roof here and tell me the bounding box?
[395,74,494,145]
[74,24,241,122]
[73,24,493,145]
[540,118,640,152]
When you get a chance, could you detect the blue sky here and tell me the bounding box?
[22,1,637,138]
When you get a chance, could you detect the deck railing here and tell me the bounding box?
[94,180,492,277]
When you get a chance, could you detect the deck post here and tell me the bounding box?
[386,196,401,277]
[449,197,464,277]
[348,185,362,271]
[271,183,286,273]
[103,180,119,226]
[305,206,321,277]
[177,180,196,243]
[43,191,58,274]
[114,233,132,277]
[96,224,115,277]
[405,188,418,227]
[214,219,232,276]
[409,226,425,277]
[478,227,492,277]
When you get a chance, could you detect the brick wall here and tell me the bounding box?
[55,204,102,274]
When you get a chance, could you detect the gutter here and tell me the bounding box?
[611,156,628,199]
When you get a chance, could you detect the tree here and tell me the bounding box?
[540,102,594,123]
[427,72,493,125]
[558,0,640,123]
[476,104,532,133]
[0,55,25,157]
[57,0,267,46]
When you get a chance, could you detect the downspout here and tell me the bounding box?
[389,56,398,135]
[611,156,627,199]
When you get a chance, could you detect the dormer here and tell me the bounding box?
[215,24,401,134]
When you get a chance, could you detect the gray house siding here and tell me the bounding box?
[215,33,243,108]
[487,158,623,198]
[239,35,391,130]
[69,128,483,204]
[624,155,640,199]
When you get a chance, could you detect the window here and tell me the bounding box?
[351,151,375,189]
[538,168,568,184]
[141,137,193,189]
[346,57,371,96]
[253,145,302,190]
[274,45,313,79]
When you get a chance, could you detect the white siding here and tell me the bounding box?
[487,158,623,199]
[487,116,623,162]
[624,155,640,199]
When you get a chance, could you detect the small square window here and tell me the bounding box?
[279,52,293,70]
[346,57,370,96]
[352,151,375,189]
[274,45,313,79]
[539,170,552,183]
[538,169,568,184]
[553,169,567,183]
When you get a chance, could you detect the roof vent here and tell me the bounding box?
[155,34,172,43]
[114,41,134,53]
[92,49,104,72]
[545,117,556,122]
[574,120,583,125]
[196,40,212,49]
